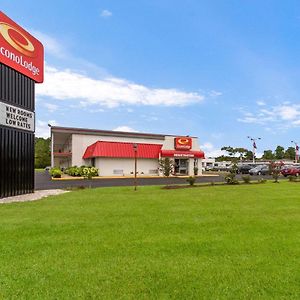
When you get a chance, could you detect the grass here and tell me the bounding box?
[0,182,299,299]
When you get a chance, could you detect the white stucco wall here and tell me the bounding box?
[71,134,163,167]
[53,130,204,176]
[95,158,159,176]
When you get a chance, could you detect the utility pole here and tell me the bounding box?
[247,136,261,164]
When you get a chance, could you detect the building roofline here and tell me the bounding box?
[50,125,197,139]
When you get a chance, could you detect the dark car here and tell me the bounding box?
[237,164,255,174]
[249,165,269,176]
[281,166,300,177]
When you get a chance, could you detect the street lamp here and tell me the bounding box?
[133,143,138,191]
[291,140,299,163]
[247,136,261,164]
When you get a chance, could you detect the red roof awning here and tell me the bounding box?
[161,150,205,158]
[83,141,162,159]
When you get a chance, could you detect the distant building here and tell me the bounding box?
[50,126,205,176]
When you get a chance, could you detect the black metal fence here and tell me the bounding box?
[0,63,35,198]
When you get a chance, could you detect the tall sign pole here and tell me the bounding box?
[291,141,299,163]
[133,143,138,191]
[0,11,44,198]
[247,136,261,164]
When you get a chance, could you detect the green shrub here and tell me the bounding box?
[288,175,297,182]
[258,178,267,184]
[186,176,196,186]
[193,167,198,176]
[65,166,98,178]
[159,158,174,177]
[224,163,239,185]
[242,175,251,184]
[50,167,62,178]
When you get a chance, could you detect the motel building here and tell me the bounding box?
[50,126,205,177]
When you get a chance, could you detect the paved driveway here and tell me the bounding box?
[35,171,274,190]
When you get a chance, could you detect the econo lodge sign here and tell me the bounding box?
[174,137,192,150]
[0,11,44,82]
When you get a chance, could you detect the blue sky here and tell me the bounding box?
[2,0,300,157]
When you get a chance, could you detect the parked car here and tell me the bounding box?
[237,164,255,174]
[249,165,269,176]
[281,166,300,177]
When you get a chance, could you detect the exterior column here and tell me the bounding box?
[188,158,194,176]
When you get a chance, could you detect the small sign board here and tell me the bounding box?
[0,101,34,132]
[174,137,192,150]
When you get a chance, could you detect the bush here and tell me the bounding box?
[224,163,239,184]
[65,166,98,178]
[186,176,196,186]
[288,175,297,182]
[258,178,267,184]
[242,175,251,184]
[50,167,62,178]
[194,167,198,176]
[159,158,174,177]
[269,162,281,183]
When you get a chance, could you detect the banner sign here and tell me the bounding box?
[0,101,35,132]
[174,153,194,158]
[174,137,192,150]
[0,11,44,82]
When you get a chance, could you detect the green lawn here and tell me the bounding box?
[0,182,299,299]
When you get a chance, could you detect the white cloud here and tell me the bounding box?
[36,120,58,138]
[30,30,66,58]
[238,104,300,127]
[209,90,222,97]
[36,65,205,108]
[256,100,266,106]
[200,142,226,158]
[274,105,300,120]
[113,126,138,132]
[101,10,112,17]
[44,103,58,112]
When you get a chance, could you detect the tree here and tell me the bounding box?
[234,147,248,160]
[244,150,254,161]
[284,147,296,161]
[274,146,285,160]
[262,150,274,160]
[221,146,235,157]
[158,158,174,177]
[35,137,51,168]
[220,146,248,161]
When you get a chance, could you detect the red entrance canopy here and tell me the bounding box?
[83,141,162,159]
[161,150,205,158]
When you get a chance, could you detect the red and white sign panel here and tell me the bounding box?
[174,137,192,150]
[0,11,44,83]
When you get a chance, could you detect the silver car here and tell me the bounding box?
[249,165,269,176]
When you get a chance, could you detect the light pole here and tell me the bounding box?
[133,143,138,191]
[291,140,299,163]
[247,136,261,164]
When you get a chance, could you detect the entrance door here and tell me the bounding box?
[174,159,189,175]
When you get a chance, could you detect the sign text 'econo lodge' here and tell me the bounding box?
[0,11,44,82]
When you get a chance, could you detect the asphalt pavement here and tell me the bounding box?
[35,171,274,190]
